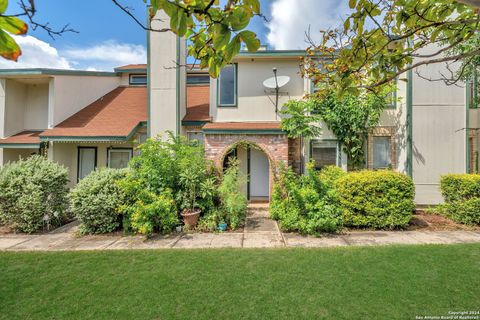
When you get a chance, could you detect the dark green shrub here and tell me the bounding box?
[336,170,415,229]
[0,155,69,233]
[70,168,127,234]
[270,163,343,235]
[439,174,480,225]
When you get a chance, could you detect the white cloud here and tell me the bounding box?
[266,0,351,50]
[63,41,147,71]
[0,36,146,71]
[0,35,72,69]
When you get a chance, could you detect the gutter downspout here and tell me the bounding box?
[406,69,413,178]
[176,36,181,136]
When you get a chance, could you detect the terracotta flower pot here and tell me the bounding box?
[181,209,201,227]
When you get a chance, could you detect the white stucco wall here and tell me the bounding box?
[3,80,26,137]
[411,63,467,205]
[24,83,48,130]
[50,75,120,127]
[210,59,305,122]
[149,10,186,138]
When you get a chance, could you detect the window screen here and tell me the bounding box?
[187,75,210,85]
[129,75,147,85]
[187,132,204,146]
[311,140,338,170]
[78,148,96,181]
[108,149,132,169]
[218,64,236,106]
[373,136,391,169]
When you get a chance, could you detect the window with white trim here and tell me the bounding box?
[108,149,133,169]
[311,140,339,170]
[372,136,391,169]
[218,64,237,106]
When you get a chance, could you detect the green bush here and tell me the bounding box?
[439,174,480,225]
[0,156,69,233]
[218,161,248,230]
[337,170,415,229]
[270,163,343,235]
[70,168,127,234]
[119,133,217,234]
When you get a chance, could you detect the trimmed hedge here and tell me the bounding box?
[440,174,480,225]
[70,168,127,234]
[0,156,69,233]
[336,170,415,229]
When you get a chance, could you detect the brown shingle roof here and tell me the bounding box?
[115,64,147,71]
[0,131,42,145]
[203,122,282,131]
[41,87,147,139]
[183,85,210,122]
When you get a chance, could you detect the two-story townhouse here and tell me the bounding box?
[147,11,476,205]
[0,11,477,206]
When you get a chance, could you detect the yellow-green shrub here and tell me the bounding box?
[440,174,480,225]
[336,170,415,229]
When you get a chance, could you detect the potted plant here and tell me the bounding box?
[218,220,228,232]
[179,167,203,227]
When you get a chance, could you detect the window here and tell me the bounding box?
[311,140,338,170]
[78,147,97,181]
[138,133,148,144]
[129,74,147,85]
[187,131,204,146]
[372,136,391,169]
[108,148,133,169]
[187,74,210,85]
[218,64,237,106]
[469,72,479,109]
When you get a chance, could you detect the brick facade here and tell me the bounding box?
[288,137,302,174]
[204,133,289,171]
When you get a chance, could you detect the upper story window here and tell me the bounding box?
[187,74,210,85]
[129,74,147,86]
[218,64,237,107]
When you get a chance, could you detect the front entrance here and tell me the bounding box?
[223,145,270,202]
[249,148,269,201]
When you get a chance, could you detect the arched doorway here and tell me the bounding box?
[221,142,272,202]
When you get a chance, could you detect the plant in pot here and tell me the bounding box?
[178,166,203,228]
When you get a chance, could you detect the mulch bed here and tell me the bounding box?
[407,212,480,231]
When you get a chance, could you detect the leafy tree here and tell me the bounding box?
[281,90,388,170]
[303,0,480,96]
[148,0,261,77]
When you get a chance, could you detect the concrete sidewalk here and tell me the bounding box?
[1,205,480,251]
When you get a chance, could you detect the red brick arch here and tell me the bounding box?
[204,134,289,199]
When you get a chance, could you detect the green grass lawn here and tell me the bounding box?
[1,244,479,320]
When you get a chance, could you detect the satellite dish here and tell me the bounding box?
[263,76,290,89]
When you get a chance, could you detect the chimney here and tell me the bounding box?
[148,10,186,139]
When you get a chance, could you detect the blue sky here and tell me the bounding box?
[0,0,350,71]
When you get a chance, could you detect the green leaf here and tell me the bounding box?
[0,16,28,35]
[225,34,242,61]
[239,30,260,52]
[0,29,21,61]
[349,0,357,9]
[0,0,7,15]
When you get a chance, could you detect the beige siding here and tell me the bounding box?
[149,10,186,138]
[211,59,305,122]
[50,75,120,127]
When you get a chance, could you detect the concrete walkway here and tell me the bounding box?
[1,204,480,251]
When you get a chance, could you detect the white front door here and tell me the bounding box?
[250,148,269,198]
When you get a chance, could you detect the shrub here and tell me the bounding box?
[70,168,127,234]
[218,161,248,230]
[336,170,415,229]
[119,133,217,234]
[439,174,480,225]
[270,163,343,235]
[0,156,69,233]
